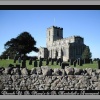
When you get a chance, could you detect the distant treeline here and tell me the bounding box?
[0,55,38,60]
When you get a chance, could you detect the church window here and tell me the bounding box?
[49,31,50,36]
[49,38,50,41]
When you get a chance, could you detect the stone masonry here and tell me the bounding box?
[38,26,88,61]
[1,66,100,90]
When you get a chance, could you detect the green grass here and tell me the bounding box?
[0,59,98,70]
[71,61,98,69]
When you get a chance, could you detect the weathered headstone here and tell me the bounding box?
[51,59,54,65]
[7,56,9,60]
[46,59,49,65]
[22,61,26,68]
[69,59,74,65]
[56,59,59,65]
[39,60,42,67]
[98,60,100,69]
[73,60,77,67]
[29,58,32,65]
[14,54,17,63]
[79,59,83,66]
[59,58,63,66]
[18,57,21,63]
[61,62,69,69]
[77,59,80,65]
[34,60,38,67]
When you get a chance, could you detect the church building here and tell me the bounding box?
[38,26,88,61]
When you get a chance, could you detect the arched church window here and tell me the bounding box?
[49,31,50,36]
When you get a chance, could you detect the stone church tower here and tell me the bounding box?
[38,26,87,61]
[46,26,63,47]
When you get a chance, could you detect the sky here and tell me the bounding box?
[0,10,100,59]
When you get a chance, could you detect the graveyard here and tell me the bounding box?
[0,58,98,70]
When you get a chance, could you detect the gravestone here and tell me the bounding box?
[39,60,42,67]
[51,59,54,65]
[34,60,38,67]
[7,56,9,60]
[73,60,77,67]
[18,57,21,63]
[46,59,49,65]
[22,60,26,68]
[61,62,69,69]
[98,60,100,69]
[69,59,74,65]
[29,58,32,65]
[77,59,80,65]
[83,59,85,64]
[79,59,83,66]
[59,58,63,66]
[56,59,59,65]
[14,54,17,63]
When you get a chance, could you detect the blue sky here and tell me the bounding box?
[0,10,100,59]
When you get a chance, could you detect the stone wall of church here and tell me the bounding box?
[38,26,87,61]
[47,36,85,61]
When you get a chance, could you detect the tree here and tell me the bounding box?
[4,32,39,58]
[82,46,92,59]
[1,47,17,59]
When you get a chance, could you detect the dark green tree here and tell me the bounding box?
[82,46,92,59]
[1,47,17,59]
[4,32,39,58]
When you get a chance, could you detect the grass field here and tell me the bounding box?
[0,59,98,70]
